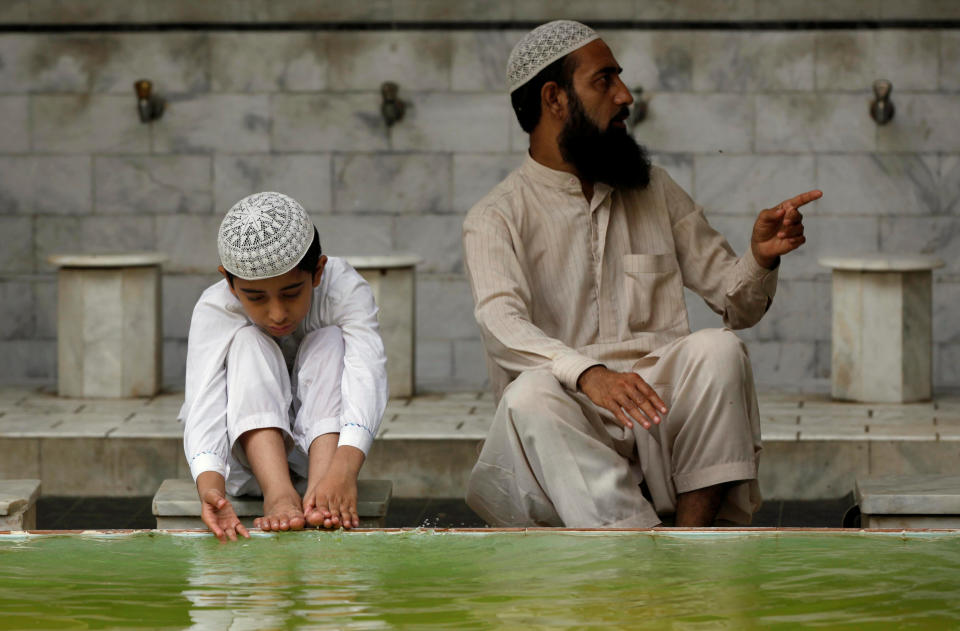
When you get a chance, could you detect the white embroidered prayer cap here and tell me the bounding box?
[218,191,315,280]
[506,20,600,93]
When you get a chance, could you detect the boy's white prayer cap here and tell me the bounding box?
[506,20,600,93]
[217,191,314,281]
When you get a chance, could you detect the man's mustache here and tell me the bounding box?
[611,106,631,125]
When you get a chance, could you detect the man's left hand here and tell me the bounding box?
[751,190,822,269]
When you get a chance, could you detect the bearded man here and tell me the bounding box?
[462,21,822,528]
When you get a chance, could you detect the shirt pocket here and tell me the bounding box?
[623,253,685,332]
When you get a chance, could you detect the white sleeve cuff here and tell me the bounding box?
[338,423,375,455]
[189,452,227,482]
[300,416,343,455]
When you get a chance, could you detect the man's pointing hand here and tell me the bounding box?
[751,189,822,269]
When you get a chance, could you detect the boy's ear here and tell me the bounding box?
[312,255,327,288]
[218,265,238,297]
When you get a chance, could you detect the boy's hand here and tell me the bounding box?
[303,443,365,529]
[201,488,250,543]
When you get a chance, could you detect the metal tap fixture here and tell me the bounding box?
[134,79,164,123]
[870,79,895,125]
[380,81,406,128]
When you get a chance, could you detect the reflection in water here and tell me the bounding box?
[1,530,959,629]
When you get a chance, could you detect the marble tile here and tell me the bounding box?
[786,216,882,280]
[453,338,489,388]
[453,153,525,213]
[754,0,879,19]
[0,156,92,215]
[153,95,270,154]
[868,441,960,477]
[759,440,868,500]
[942,155,960,217]
[21,33,208,94]
[649,154,693,195]
[262,0,392,21]
[0,341,55,384]
[380,414,484,439]
[32,96,149,154]
[875,30,940,91]
[40,437,179,496]
[163,274,218,339]
[879,0,960,19]
[512,0,635,19]
[756,94,875,153]
[601,30,694,92]
[416,276,479,340]
[314,215,393,258]
[416,339,453,384]
[362,438,481,497]
[211,32,327,92]
[0,217,32,273]
[333,153,450,214]
[749,279,830,343]
[635,93,752,153]
[933,281,960,344]
[0,414,68,437]
[111,416,183,439]
[0,96,28,152]
[394,0,511,20]
[857,474,960,514]
[34,216,79,272]
[941,31,960,91]
[815,31,875,91]
[391,93,511,153]
[693,32,815,93]
[694,154,816,216]
[27,0,149,23]
[0,281,35,340]
[95,156,212,215]
[631,0,755,20]
[214,154,331,214]
[328,32,451,91]
[880,217,960,275]
[357,264,416,398]
[162,339,188,390]
[877,94,960,152]
[864,424,938,440]
[271,93,388,152]
[0,34,83,93]
[155,215,222,273]
[816,154,939,216]
[393,216,464,273]
[797,424,867,440]
[80,216,156,253]
[0,0,29,22]
[0,438,40,479]
[744,341,817,390]
[451,31,518,92]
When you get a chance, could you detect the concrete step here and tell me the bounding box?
[1,387,959,501]
[153,478,392,529]
[856,474,960,529]
[0,479,41,530]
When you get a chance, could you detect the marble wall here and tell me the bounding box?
[0,17,958,392]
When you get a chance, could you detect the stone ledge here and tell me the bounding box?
[153,478,392,529]
[0,479,41,530]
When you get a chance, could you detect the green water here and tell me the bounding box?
[1,531,959,630]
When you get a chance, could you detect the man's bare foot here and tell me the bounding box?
[254,490,306,531]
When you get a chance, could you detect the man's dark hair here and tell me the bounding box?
[510,54,578,133]
[225,227,321,286]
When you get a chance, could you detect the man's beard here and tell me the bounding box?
[557,91,651,191]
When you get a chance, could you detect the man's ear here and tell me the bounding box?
[312,255,327,288]
[541,81,569,121]
[218,265,238,297]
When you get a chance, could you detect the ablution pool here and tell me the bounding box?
[1,529,958,629]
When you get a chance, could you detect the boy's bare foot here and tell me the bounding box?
[255,490,306,531]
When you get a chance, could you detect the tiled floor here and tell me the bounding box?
[3,387,958,442]
[37,495,857,530]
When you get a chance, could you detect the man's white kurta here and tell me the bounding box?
[179,256,387,484]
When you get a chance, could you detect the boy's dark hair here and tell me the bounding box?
[510,54,578,133]
[225,227,321,286]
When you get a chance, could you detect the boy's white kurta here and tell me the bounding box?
[179,256,387,488]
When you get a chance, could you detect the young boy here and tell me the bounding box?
[179,191,387,542]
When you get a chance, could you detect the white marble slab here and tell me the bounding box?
[819,253,944,272]
[0,479,40,517]
[857,475,960,514]
[48,252,167,268]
